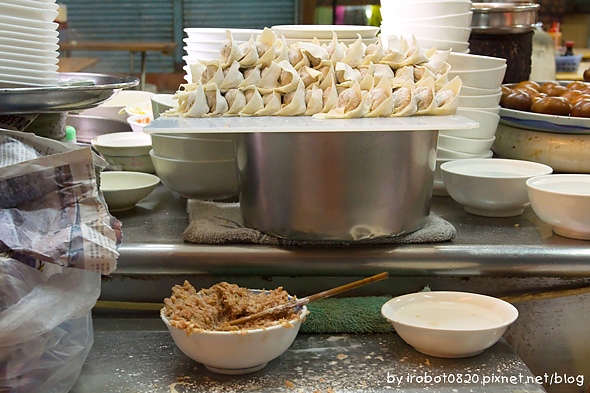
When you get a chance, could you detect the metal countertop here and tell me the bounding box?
[70,318,547,393]
[110,185,590,278]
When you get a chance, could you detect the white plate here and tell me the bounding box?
[8,0,59,11]
[0,44,58,58]
[0,15,58,32]
[0,73,59,86]
[0,26,59,43]
[0,58,58,71]
[271,24,379,40]
[0,65,58,79]
[0,37,59,51]
[0,3,58,22]
[0,49,59,65]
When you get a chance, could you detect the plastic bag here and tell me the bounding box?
[0,258,101,393]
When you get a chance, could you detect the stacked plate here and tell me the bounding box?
[270,24,379,46]
[182,28,262,83]
[0,1,60,87]
[434,52,507,195]
[380,0,473,53]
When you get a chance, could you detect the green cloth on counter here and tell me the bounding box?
[300,296,396,334]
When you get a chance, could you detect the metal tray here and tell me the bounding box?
[0,72,139,114]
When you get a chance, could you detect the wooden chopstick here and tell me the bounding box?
[227,271,390,326]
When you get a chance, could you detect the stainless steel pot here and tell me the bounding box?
[471,2,540,34]
[235,131,437,241]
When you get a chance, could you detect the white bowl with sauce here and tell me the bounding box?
[381,291,518,358]
[441,158,553,217]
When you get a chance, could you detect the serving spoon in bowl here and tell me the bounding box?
[227,271,389,326]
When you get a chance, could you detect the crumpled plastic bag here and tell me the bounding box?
[0,257,101,393]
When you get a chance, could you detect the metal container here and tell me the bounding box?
[470,2,540,34]
[235,131,438,241]
[66,114,132,144]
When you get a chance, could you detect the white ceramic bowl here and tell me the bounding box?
[184,47,219,60]
[82,90,155,122]
[437,146,493,160]
[127,114,152,133]
[271,24,379,40]
[150,150,239,200]
[151,94,178,118]
[450,108,501,138]
[433,157,455,196]
[99,171,159,212]
[151,133,235,161]
[381,24,471,43]
[161,298,308,374]
[447,52,507,72]
[381,11,473,28]
[415,36,469,52]
[526,174,590,240]
[458,92,502,108]
[441,158,553,217]
[92,132,155,173]
[91,132,152,157]
[460,85,503,96]
[449,64,508,89]
[380,1,473,20]
[381,291,518,358]
[438,134,496,155]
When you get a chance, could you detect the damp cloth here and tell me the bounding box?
[183,200,456,245]
[300,296,395,334]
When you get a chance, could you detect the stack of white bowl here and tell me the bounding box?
[182,28,262,82]
[434,52,507,195]
[149,133,239,201]
[379,0,473,53]
[270,24,379,46]
[0,1,60,87]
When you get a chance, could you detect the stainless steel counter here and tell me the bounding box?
[111,184,590,278]
[71,318,547,393]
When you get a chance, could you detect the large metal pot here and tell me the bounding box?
[235,131,437,241]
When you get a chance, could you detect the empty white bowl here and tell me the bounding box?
[184,47,219,60]
[382,11,473,28]
[451,108,501,138]
[460,85,503,96]
[151,133,235,161]
[449,64,508,89]
[150,150,239,200]
[161,292,307,374]
[447,52,507,71]
[441,158,553,217]
[381,291,518,358]
[437,146,493,160]
[438,134,496,154]
[458,92,503,108]
[526,174,590,240]
[415,36,469,52]
[382,24,471,43]
[380,1,473,20]
[99,171,160,212]
[92,132,155,173]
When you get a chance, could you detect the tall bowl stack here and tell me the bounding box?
[0,1,60,87]
[379,0,473,53]
[434,52,507,195]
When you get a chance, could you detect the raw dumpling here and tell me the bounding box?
[335,61,362,87]
[276,59,302,94]
[255,91,282,116]
[366,76,394,117]
[361,36,386,66]
[390,80,417,117]
[203,83,228,116]
[219,60,244,92]
[304,85,324,116]
[258,61,282,93]
[429,76,462,115]
[276,79,306,116]
[220,30,245,69]
[224,88,246,116]
[199,60,224,86]
[321,80,339,113]
[324,32,345,63]
[414,76,436,115]
[179,84,210,117]
[341,35,366,68]
[239,36,260,68]
[316,81,368,119]
[239,86,265,116]
[297,42,329,67]
[299,65,324,88]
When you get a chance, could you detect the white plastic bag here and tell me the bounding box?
[0,258,101,393]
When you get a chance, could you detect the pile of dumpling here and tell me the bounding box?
[167,28,462,119]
